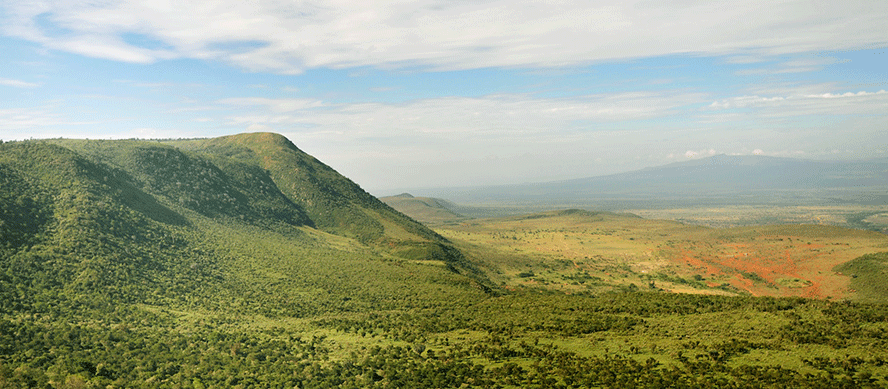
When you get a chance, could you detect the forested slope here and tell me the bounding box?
[39,134,478,269]
[0,137,492,386]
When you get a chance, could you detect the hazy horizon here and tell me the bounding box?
[2,1,886,191]
[371,152,888,198]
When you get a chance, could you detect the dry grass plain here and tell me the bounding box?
[437,210,888,301]
[626,204,888,231]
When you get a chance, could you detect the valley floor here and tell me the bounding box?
[434,209,888,301]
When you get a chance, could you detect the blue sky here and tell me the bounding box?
[1,1,886,193]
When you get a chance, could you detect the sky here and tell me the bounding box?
[1,1,886,194]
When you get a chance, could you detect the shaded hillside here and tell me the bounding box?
[0,141,223,312]
[379,193,466,225]
[40,139,309,227]
[168,133,467,264]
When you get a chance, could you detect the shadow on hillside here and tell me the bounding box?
[115,177,190,227]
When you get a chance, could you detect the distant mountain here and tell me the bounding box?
[567,154,888,194]
[430,154,888,206]
[379,193,466,225]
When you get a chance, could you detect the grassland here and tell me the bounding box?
[378,194,468,226]
[626,204,888,232]
[435,209,888,301]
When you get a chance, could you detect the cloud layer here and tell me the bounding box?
[4,1,887,73]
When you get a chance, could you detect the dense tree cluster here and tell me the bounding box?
[3,292,887,388]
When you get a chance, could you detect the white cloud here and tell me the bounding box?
[684,148,717,159]
[246,123,272,132]
[57,36,160,63]
[733,56,844,76]
[0,106,108,139]
[0,78,39,88]
[806,90,887,99]
[735,67,821,76]
[218,97,326,112]
[0,107,72,130]
[705,89,888,117]
[3,0,886,72]
[708,95,785,109]
[217,91,704,141]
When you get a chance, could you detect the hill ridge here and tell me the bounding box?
[30,134,477,271]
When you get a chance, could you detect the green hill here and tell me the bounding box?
[379,193,466,225]
[42,133,475,268]
[0,138,487,314]
[835,252,888,302]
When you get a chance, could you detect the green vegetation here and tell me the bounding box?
[434,209,888,300]
[835,252,888,302]
[3,134,888,388]
[379,193,467,226]
[4,288,888,388]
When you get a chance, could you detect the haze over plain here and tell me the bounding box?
[1,1,886,192]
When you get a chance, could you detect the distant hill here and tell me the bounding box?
[430,154,888,207]
[379,193,466,225]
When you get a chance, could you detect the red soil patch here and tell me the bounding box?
[734,274,756,295]
[664,235,851,298]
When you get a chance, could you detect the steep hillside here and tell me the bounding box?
[0,141,218,312]
[379,193,466,225]
[40,139,310,227]
[835,252,888,302]
[44,134,473,269]
[0,137,493,314]
[167,133,469,264]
